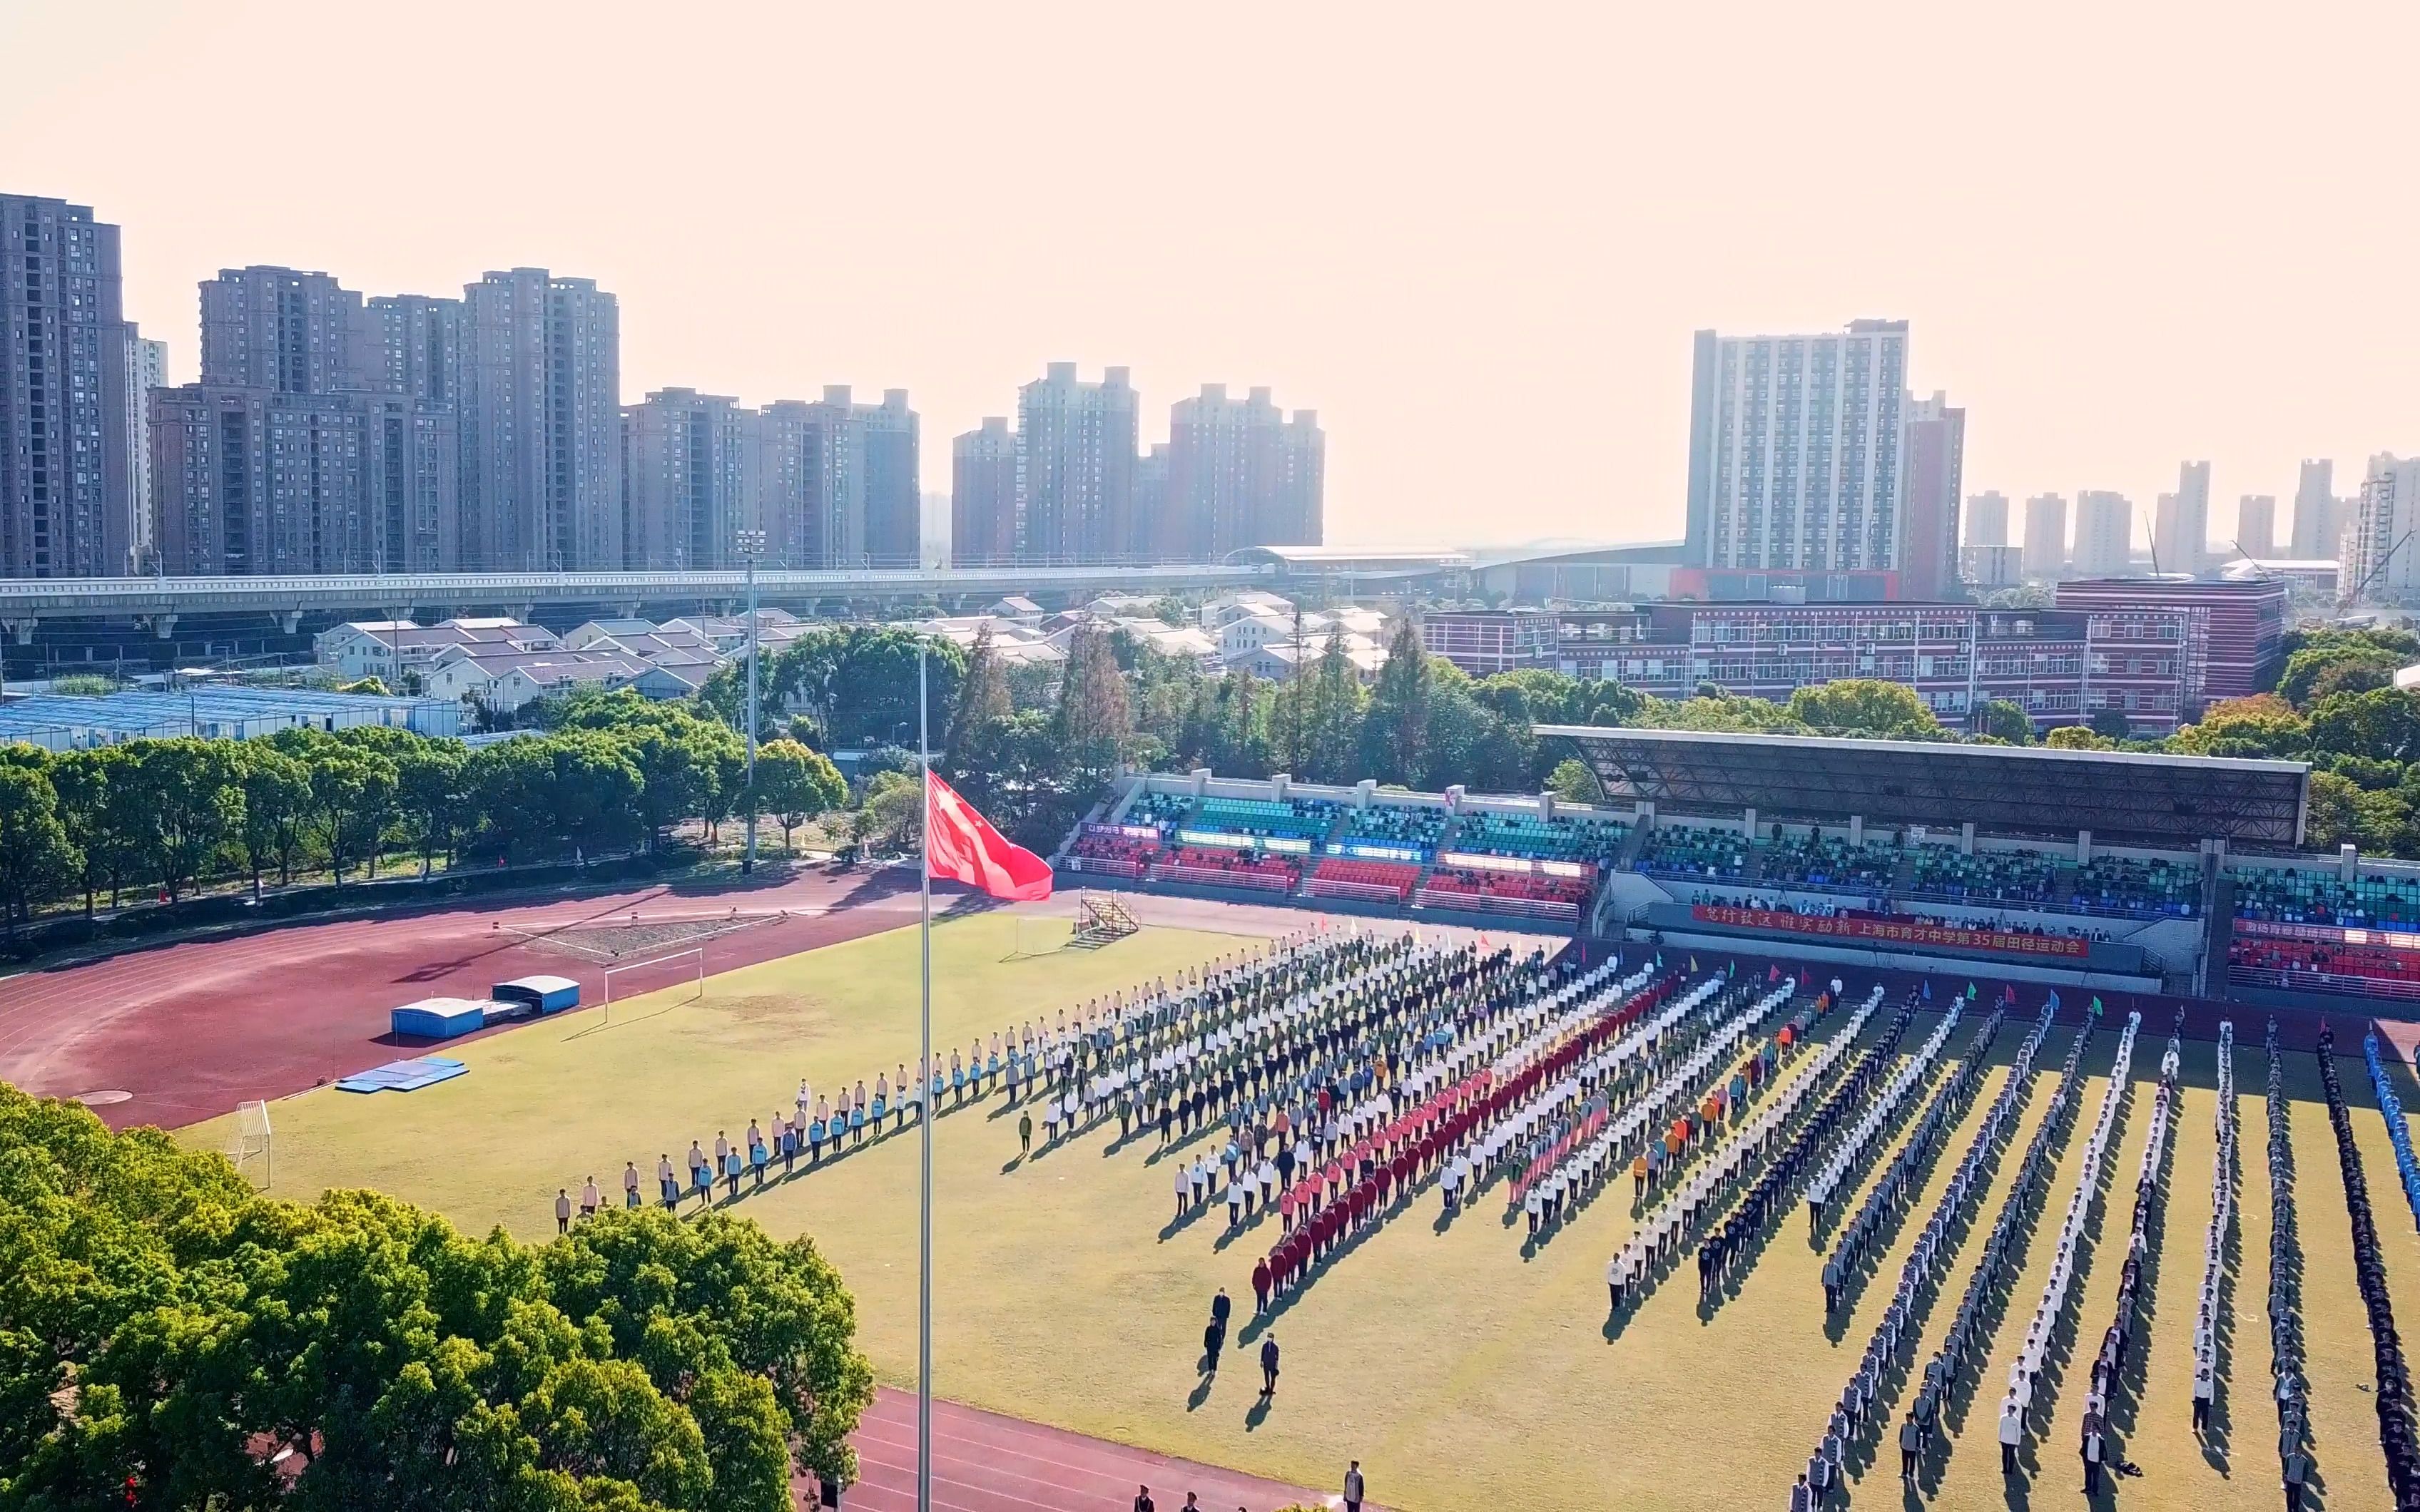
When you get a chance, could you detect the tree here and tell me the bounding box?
[753,740,846,854]
[1357,620,1430,785]
[853,770,922,854]
[2309,687,2420,765]
[2088,708,2135,742]
[1052,626,1133,788]
[2279,641,2406,708]
[47,747,123,917]
[0,1083,873,1510]
[303,742,400,884]
[1786,679,1946,740]
[1546,757,1601,804]
[235,742,313,888]
[0,762,77,931]
[2045,724,2111,750]
[941,625,1012,776]
[395,739,469,878]
[124,737,244,901]
[1971,698,2035,745]
[2170,693,2310,759]
[1302,630,1367,783]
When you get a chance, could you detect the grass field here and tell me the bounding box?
[183,914,2420,1512]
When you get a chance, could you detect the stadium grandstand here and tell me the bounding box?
[1056,722,2420,1016]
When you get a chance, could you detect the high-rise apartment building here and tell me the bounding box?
[2235,495,2277,561]
[623,389,749,571]
[2291,458,2343,561]
[199,266,378,394]
[2350,454,2420,601]
[1134,441,1171,556]
[1898,391,1963,598]
[459,268,621,570]
[1683,320,1908,575]
[2152,459,2210,574]
[126,335,167,572]
[950,416,1017,567]
[1964,490,2009,548]
[2073,491,2134,576]
[152,386,458,574]
[2022,493,2068,581]
[1162,384,1326,561]
[160,265,462,574]
[1016,362,1137,563]
[1,194,137,577]
[752,387,919,570]
[370,294,464,408]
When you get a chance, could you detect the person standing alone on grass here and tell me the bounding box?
[1019,1108,1032,1157]
[1343,1459,1364,1512]
[1259,1334,1280,1399]
[554,1188,571,1234]
[1202,1316,1223,1375]
[579,1176,599,1222]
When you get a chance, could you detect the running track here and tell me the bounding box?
[838,1387,1349,1511]
[0,865,956,1130]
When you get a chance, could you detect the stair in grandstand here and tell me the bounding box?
[2048,861,2083,906]
[1888,847,1921,895]
[1069,891,1141,949]
[1613,820,1651,872]
[1741,840,1768,887]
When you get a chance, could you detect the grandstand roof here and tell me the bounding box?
[1535,724,2309,847]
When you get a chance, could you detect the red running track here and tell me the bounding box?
[837,1387,1346,1512]
[0,865,955,1130]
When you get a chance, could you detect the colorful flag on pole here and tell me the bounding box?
[925,772,1054,902]
[1921,978,1933,1001]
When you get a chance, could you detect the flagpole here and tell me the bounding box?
[917,643,933,1512]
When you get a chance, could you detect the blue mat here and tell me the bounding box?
[335,1056,469,1094]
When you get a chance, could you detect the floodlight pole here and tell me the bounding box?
[916,641,934,1512]
[737,529,766,874]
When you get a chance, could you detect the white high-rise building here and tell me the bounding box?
[127,335,167,571]
[2350,454,2420,601]
[1964,490,2009,547]
[2152,460,2209,574]
[2022,493,2068,580]
[1685,320,1908,572]
[2290,458,2344,561]
[2074,491,2135,576]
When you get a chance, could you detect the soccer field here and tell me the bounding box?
[182,912,2420,1512]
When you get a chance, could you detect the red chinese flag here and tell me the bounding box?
[925,772,1054,902]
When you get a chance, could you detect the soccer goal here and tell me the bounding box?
[600,946,707,1023]
[228,1100,273,1190]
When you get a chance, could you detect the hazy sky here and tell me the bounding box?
[6,1,2413,550]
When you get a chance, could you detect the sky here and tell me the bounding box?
[4,0,2414,551]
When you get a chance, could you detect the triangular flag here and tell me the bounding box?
[1922,979,1933,1001]
[2048,989,2062,1011]
[925,772,1053,902]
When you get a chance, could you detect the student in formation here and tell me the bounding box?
[622,1161,641,1209]
[579,1175,599,1221]
[657,1153,678,1210]
[554,1188,572,1234]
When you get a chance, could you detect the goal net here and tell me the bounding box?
[601,946,707,1021]
[228,1100,273,1190]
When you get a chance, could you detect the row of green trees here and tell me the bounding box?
[0,691,845,931]
[0,1083,871,1508]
